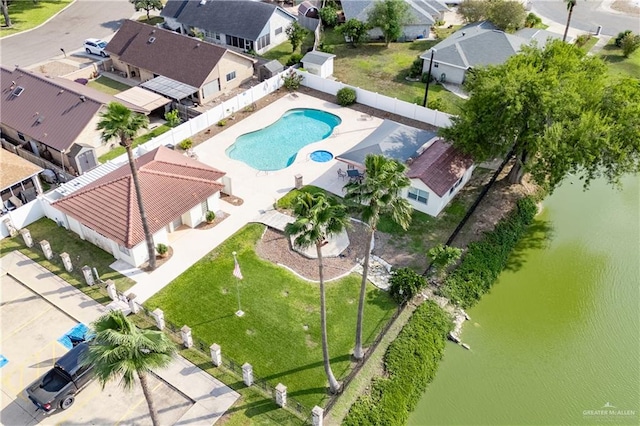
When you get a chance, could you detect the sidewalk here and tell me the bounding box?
[0,251,240,425]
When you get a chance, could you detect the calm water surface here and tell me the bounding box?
[410,176,640,425]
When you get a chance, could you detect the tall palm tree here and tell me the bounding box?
[81,310,176,426]
[285,192,349,394]
[97,102,156,270]
[343,154,413,360]
[563,0,578,42]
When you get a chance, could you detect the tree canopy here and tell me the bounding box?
[440,40,640,192]
[337,18,369,47]
[286,22,308,53]
[457,0,526,32]
[367,0,413,47]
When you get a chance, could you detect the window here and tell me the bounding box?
[449,177,464,195]
[408,187,429,204]
[275,27,283,35]
[226,71,236,82]
[214,32,221,41]
[256,34,270,50]
[17,132,25,141]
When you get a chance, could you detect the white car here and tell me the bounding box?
[84,39,109,57]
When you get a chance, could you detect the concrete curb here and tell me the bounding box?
[0,0,79,40]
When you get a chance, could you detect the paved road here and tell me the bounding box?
[530,0,640,37]
[0,0,133,68]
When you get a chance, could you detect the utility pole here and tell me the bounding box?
[422,49,437,108]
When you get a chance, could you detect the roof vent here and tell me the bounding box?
[12,86,24,96]
[148,36,156,43]
[195,43,200,48]
[58,89,65,95]
[200,0,206,5]
[461,32,466,36]
[80,95,86,102]
[36,115,45,124]
[151,29,156,34]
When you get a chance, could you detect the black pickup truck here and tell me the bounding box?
[26,342,94,414]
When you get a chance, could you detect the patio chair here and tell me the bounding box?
[347,169,364,182]
[337,168,347,180]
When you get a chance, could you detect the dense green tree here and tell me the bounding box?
[457,0,489,23]
[319,5,338,27]
[563,0,578,42]
[388,267,425,303]
[284,192,350,394]
[440,40,640,191]
[337,18,369,47]
[487,0,526,31]
[130,0,163,22]
[367,0,413,47]
[82,310,176,426]
[97,102,156,270]
[343,154,413,359]
[620,32,640,57]
[286,22,308,53]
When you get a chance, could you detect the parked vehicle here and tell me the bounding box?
[84,38,108,57]
[26,343,93,414]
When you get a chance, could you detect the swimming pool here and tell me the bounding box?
[226,108,341,171]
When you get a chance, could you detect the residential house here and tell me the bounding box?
[421,21,565,85]
[50,146,226,267]
[161,0,297,55]
[336,120,473,217]
[0,66,145,176]
[341,0,448,41]
[106,20,256,105]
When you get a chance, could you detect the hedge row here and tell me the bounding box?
[343,301,452,426]
[438,196,538,308]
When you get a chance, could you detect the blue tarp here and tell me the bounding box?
[0,355,8,368]
[57,323,90,350]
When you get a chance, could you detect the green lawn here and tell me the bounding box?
[0,218,135,304]
[98,124,171,163]
[0,0,71,38]
[145,224,397,410]
[261,31,316,66]
[601,40,640,79]
[137,16,164,26]
[322,28,465,114]
[87,76,131,95]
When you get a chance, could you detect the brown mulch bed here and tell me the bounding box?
[195,211,229,230]
[140,246,173,272]
[255,220,370,281]
[220,193,244,207]
[612,0,640,15]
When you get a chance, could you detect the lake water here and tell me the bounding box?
[409,175,640,425]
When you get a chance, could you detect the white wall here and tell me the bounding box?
[423,59,467,85]
[0,199,44,239]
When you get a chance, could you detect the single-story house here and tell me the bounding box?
[1,149,43,212]
[51,146,225,267]
[337,120,473,217]
[341,0,448,41]
[0,66,145,175]
[106,20,256,105]
[301,51,336,78]
[161,0,297,55]
[421,21,565,85]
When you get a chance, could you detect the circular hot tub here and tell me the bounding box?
[310,150,333,163]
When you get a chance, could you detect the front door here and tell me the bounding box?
[171,216,182,231]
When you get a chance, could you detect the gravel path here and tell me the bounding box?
[255,220,370,281]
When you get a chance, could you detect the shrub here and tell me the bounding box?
[164,109,180,127]
[336,87,357,106]
[408,57,423,78]
[156,243,168,256]
[438,196,538,308]
[282,70,304,90]
[319,5,339,27]
[615,30,633,47]
[620,33,640,57]
[427,97,445,111]
[524,12,542,28]
[343,301,452,425]
[421,71,432,83]
[286,53,303,66]
[178,138,192,150]
[217,119,227,127]
[388,268,426,303]
[574,33,592,48]
[318,43,334,54]
[205,211,216,223]
[428,244,462,279]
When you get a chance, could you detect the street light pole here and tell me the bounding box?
[422,49,436,108]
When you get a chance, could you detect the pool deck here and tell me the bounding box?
[122,92,384,302]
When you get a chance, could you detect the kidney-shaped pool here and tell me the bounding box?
[225,108,341,171]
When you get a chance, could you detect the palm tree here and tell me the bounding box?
[97,102,156,270]
[284,192,349,394]
[563,0,578,42]
[343,155,413,360]
[81,310,176,426]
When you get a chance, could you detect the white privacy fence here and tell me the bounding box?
[295,70,453,128]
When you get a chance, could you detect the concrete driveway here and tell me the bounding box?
[0,275,192,426]
[0,0,133,68]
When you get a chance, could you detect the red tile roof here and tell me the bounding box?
[52,146,225,248]
[0,66,143,152]
[407,139,474,197]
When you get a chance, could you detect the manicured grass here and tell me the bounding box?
[601,40,640,79]
[0,0,71,38]
[87,76,131,95]
[322,28,465,114]
[0,218,135,304]
[98,124,171,163]
[261,31,315,66]
[137,16,164,26]
[577,36,599,53]
[145,224,397,410]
